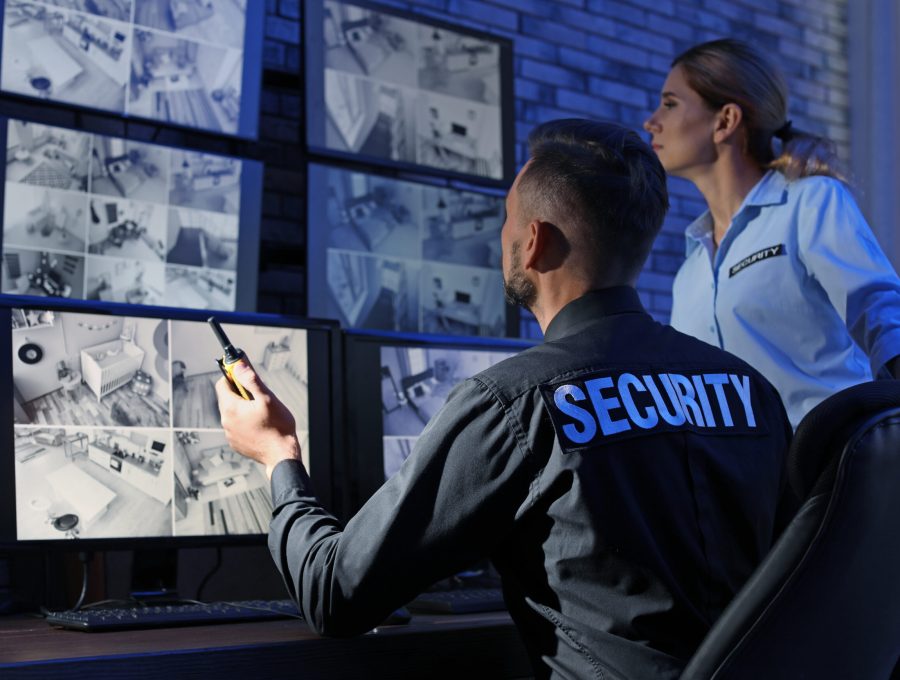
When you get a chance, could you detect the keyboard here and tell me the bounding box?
[44,599,303,632]
[407,587,506,614]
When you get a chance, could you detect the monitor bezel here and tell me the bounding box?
[303,0,517,187]
[0,1,265,140]
[0,294,341,550]
[341,328,534,519]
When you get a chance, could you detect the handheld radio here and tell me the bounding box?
[208,317,253,400]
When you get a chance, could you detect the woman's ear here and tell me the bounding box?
[713,102,744,144]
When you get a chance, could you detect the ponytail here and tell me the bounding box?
[767,123,846,182]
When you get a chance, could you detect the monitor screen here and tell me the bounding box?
[307,161,515,337]
[0,297,338,546]
[342,330,532,513]
[304,0,515,184]
[0,115,263,311]
[0,0,264,138]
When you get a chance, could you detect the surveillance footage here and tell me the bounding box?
[0,0,250,135]
[380,344,515,479]
[2,118,244,311]
[11,309,310,540]
[309,163,507,337]
[319,0,504,179]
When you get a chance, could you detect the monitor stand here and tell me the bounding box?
[130,548,180,601]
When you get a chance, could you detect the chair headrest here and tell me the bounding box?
[788,380,900,498]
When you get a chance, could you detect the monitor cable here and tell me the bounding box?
[72,551,92,611]
[196,547,223,602]
[40,550,92,617]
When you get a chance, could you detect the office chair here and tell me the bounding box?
[681,381,900,680]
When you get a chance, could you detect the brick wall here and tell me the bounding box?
[259,0,849,331]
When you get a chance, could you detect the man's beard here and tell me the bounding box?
[503,242,537,309]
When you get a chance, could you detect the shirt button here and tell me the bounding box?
[709,326,715,333]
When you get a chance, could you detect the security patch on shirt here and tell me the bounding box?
[729,244,785,277]
[539,369,766,452]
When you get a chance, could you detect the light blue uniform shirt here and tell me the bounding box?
[671,170,900,428]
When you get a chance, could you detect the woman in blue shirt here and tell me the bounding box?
[643,38,900,427]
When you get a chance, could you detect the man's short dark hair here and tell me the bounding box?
[517,119,669,280]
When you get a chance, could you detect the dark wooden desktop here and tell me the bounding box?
[0,610,533,679]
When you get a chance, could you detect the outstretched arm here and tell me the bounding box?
[215,364,531,636]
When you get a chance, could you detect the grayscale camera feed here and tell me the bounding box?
[11,311,170,428]
[15,426,174,540]
[89,197,167,262]
[129,28,244,135]
[85,255,166,305]
[169,319,310,435]
[0,1,248,134]
[326,249,421,333]
[2,118,246,311]
[321,0,504,179]
[10,309,311,540]
[172,430,272,537]
[380,345,515,477]
[169,150,241,215]
[313,164,506,337]
[90,136,170,204]
[6,120,91,193]
[421,261,506,337]
[1,248,86,298]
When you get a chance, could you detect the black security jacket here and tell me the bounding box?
[268,286,791,679]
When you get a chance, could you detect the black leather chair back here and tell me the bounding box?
[681,381,900,679]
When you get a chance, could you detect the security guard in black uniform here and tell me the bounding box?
[217,119,791,679]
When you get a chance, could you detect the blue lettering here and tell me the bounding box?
[645,374,686,426]
[585,377,631,436]
[668,374,704,426]
[729,374,756,427]
[618,373,658,429]
[704,374,734,426]
[691,375,716,427]
[553,384,597,444]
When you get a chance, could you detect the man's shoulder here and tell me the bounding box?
[473,316,779,403]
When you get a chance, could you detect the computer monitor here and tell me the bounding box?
[341,329,533,514]
[307,160,516,338]
[0,295,339,548]
[0,0,264,138]
[0,115,263,312]
[304,0,515,184]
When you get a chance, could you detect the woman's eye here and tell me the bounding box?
[663,101,676,109]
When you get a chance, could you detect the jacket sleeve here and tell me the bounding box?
[797,177,900,375]
[267,378,531,636]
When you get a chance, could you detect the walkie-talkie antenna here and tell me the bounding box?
[208,317,240,363]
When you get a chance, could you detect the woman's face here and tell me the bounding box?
[644,65,719,178]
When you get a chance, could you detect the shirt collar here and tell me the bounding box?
[683,170,789,256]
[543,286,646,343]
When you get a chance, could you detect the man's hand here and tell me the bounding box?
[215,358,303,479]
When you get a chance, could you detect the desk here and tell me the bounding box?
[0,612,532,679]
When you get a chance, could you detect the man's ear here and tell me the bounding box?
[522,219,546,270]
[713,102,743,144]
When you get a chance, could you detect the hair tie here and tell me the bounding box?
[774,119,793,141]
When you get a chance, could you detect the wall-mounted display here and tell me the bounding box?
[0,0,263,138]
[308,161,514,337]
[0,116,262,311]
[305,0,515,184]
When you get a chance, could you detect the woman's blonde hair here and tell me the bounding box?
[673,38,845,182]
